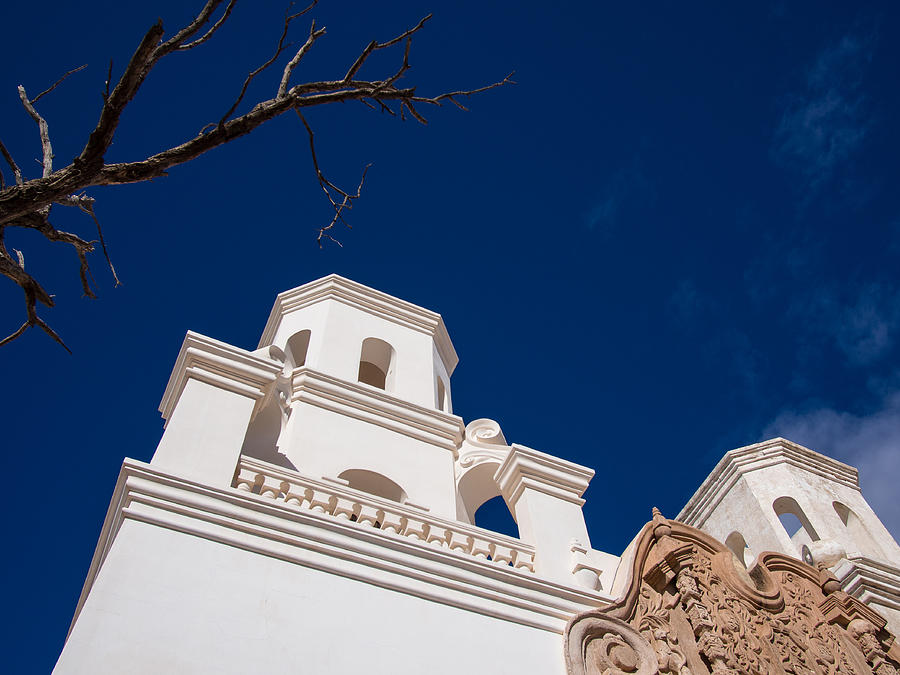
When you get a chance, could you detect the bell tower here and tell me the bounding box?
[154,274,463,517]
[678,437,900,632]
[56,275,618,673]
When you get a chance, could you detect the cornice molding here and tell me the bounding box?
[677,437,861,528]
[257,275,459,374]
[496,444,595,507]
[835,555,900,613]
[290,367,465,453]
[159,332,283,421]
[70,460,612,637]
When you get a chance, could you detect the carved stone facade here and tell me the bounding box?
[566,509,900,675]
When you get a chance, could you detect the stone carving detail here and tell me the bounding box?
[565,511,899,675]
[566,614,660,675]
[849,619,898,675]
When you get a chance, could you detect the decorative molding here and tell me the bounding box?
[257,274,459,374]
[677,436,861,528]
[159,331,282,421]
[566,510,899,675]
[236,456,536,572]
[496,444,594,507]
[289,367,465,452]
[70,460,614,638]
[458,418,510,469]
[836,555,900,614]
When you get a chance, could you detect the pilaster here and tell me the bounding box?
[495,444,594,582]
[153,332,282,485]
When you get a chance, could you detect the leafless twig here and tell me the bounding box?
[278,19,326,98]
[177,0,239,50]
[0,2,511,349]
[296,111,370,247]
[0,139,24,188]
[17,86,53,178]
[32,64,87,104]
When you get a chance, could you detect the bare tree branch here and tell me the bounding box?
[296,111,370,247]
[278,19,326,98]
[77,21,166,170]
[0,3,511,349]
[219,5,312,126]
[0,139,24,188]
[155,0,227,54]
[31,64,88,104]
[103,60,113,102]
[78,199,120,286]
[17,86,54,178]
[177,0,238,50]
[0,232,70,351]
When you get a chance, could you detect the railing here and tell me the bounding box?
[234,457,536,573]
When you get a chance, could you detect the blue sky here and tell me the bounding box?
[2,1,899,670]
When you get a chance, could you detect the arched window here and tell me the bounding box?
[338,469,406,503]
[833,501,885,558]
[725,531,754,568]
[773,496,819,550]
[473,495,519,539]
[285,330,311,369]
[358,338,395,390]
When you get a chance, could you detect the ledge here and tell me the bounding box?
[68,460,614,639]
[257,274,458,374]
[677,437,860,528]
[159,332,283,422]
[496,444,594,507]
[834,555,900,613]
[290,367,465,452]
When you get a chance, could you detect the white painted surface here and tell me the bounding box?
[55,520,565,674]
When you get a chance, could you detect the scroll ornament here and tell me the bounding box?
[565,509,900,675]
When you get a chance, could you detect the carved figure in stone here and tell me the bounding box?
[564,511,900,675]
[849,619,898,675]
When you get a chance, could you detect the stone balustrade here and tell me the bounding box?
[234,456,536,573]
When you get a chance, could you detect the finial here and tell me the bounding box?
[651,507,672,539]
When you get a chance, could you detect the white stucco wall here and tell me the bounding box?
[55,520,567,674]
[281,402,459,517]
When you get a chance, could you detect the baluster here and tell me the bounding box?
[307,490,335,514]
[380,510,403,534]
[402,517,428,541]
[492,544,514,566]
[233,466,256,491]
[332,497,358,520]
[514,550,535,572]
[284,487,311,509]
[426,525,448,548]
[259,480,281,499]
[447,531,472,554]
[357,504,381,528]
[470,537,492,560]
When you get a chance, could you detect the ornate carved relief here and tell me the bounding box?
[566,510,899,675]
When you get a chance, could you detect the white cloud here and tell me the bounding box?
[787,283,900,368]
[835,284,899,365]
[762,391,900,540]
[773,33,873,191]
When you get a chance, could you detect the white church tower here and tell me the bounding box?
[678,437,900,632]
[55,275,618,674]
[55,275,900,672]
